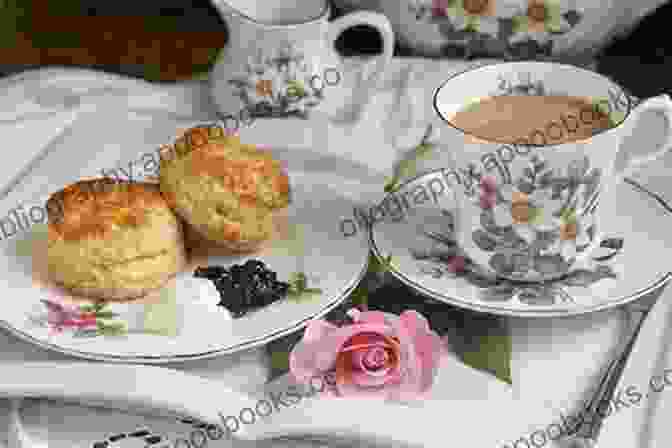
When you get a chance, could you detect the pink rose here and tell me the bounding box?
[289,308,444,401]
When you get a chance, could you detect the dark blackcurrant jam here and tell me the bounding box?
[194,259,290,318]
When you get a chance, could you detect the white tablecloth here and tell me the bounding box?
[0,57,671,447]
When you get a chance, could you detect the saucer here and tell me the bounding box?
[370,173,672,317]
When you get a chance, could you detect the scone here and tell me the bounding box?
[45,178,187,301]
[158,125,291,252]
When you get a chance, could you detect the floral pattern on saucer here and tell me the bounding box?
[410,209,623,305]
[228,41,324,119]
[408,0,582,59]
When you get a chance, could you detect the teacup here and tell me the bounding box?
[432,61,672,282]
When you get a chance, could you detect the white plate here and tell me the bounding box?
[0,118,372,362]
[370,171,672,317]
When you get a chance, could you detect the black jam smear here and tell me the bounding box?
[194,260,290,318]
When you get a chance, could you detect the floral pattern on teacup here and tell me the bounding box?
[474,185,594,280]
[228,41,325,119]
[410,209,623,306]
[469,154,601,280]
[409,0,582,59]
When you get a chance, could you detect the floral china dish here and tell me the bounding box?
[370,169,672,317]
[209,0,394,121]
[431,61,672,282]
[0,123,370,362]
[337,0,667,60]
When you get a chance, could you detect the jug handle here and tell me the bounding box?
[614,94,672,179]
[326,11,394,113]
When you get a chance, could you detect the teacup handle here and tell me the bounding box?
[614,94,672,179]
[326,11,394,116]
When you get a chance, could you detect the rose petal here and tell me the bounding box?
[413,332,444,392]
[346,308,361,321]
[350,366,394,386]
[303,319,339,342]
[290,323,396,379]
[335,353,397,399]
[398,312,444,393]
[391,319,424,396]
[355,310,387,325]
[351,342,400,377]
[399,310,432,336]
[341,332,393,352]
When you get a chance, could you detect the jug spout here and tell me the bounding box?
[210,0,238,18]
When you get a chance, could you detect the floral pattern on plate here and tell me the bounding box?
[408,0,583,59]
[228,41,325,119]
[28,299,128,338]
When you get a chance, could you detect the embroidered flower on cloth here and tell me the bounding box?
[289,308,444,401]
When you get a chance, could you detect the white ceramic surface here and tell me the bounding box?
[209,0,394,123]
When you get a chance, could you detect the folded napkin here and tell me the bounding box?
[0,356,557,448]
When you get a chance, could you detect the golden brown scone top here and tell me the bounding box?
[46,178,168,241]
[160,125,290,207]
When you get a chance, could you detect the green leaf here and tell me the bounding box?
[270,348,290,372]
[265,331,303,382]
[560,207,576,223]
[348,279,370,309]
[286,272,322,300]
[93,311,117,319]
[384,176,400,193]
[414,143,435,159]
[92,301,107,311]
[286,80,306,98]
[78,304,98,313]
[369,252,393,274]
[96,321,127,336]
[511,15,528,33]
[143,286,179,337]
[458,315,512,384]
[528,206,544,224]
